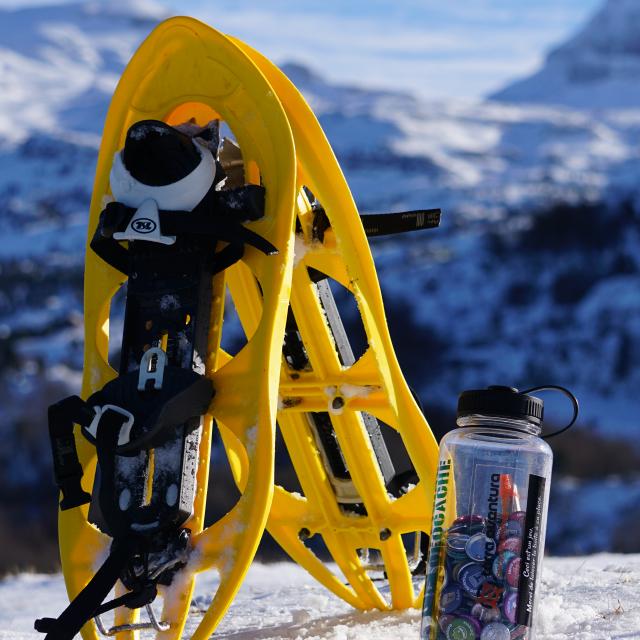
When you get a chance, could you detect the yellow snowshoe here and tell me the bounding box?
[35,17,295,640]
[229,40,442,610]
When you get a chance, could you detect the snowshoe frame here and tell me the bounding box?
[44,17,296,640]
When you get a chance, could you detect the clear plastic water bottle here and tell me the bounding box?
[421,385,578,640]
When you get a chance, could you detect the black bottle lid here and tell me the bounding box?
[457,385,544,425]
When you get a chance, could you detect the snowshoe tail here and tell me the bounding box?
[40,18,296,640]
[230,40,441,611]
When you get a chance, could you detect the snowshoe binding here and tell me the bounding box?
[230,40,442,610]
[36,18,296,640]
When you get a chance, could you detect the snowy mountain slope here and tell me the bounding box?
[0,1,164,278]
[0,2,637,222]
[284,61,638,217]
[1,0,640,569]
[491,0,640,108]
[0,1,166,143]
[2,77,638,436]
[277,57,640,434]
[2,557,639,639]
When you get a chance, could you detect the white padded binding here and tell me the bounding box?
[109,139,216,212]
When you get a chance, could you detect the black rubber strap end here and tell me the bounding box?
[34,618,55,634]
[59,480,92,511]
[218,184,266,221]
[360,208,442,237]
[48,397,94,512]
[89,205,132,275]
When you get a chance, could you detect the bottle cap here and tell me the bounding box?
[457,386,543,425]
[498,537,522,554]
[502,591,518,623]
[499,520,523,540]
[445,618,476,640]
[480,622,511,640]
[465,533,495,562]
[505,557,521,588]
[492,551,516,581]
[439,584,464,614]
[447,534,471,554]
[459,563,486,596]
[439,614,456,634]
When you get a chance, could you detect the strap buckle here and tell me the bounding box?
[85,405,135,446]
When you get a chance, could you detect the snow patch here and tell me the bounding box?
[159,294,180,311]
[328,400,344,416]
[6,557,640,639]
[245,424,258,455]
[294,232,318,268]
[339,384,375,398]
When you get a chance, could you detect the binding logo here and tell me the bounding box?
[132,218,157,233]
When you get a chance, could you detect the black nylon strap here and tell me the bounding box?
[34,537,139,640]
[84,369,214,455]
[94,582,157,615]
[312,207,441,242]
[90,205,130,274]
[360,208,441,236]
[90,184,274,276]
[47,396,94,510]
[160,210,277,255]
[210,241,245,275]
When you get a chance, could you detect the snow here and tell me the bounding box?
[339,384,374,399]
[293,233,314,268]
[2,556,639,639]
[0,3,156,143]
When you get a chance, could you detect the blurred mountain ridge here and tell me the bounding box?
[492,0,640,108]
[0,0,639,568]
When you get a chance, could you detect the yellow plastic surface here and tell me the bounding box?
[60,17,295,639]
[230,39,440,611]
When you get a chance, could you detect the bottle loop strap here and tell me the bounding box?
[520,385,580,439]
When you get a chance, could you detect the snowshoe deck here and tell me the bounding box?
[229,40,440,610]
[53,18,295,640]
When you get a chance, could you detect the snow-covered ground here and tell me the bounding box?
[2,557,639,639]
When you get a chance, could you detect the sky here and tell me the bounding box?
[0,0,603,99]
[160,0,603,99]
